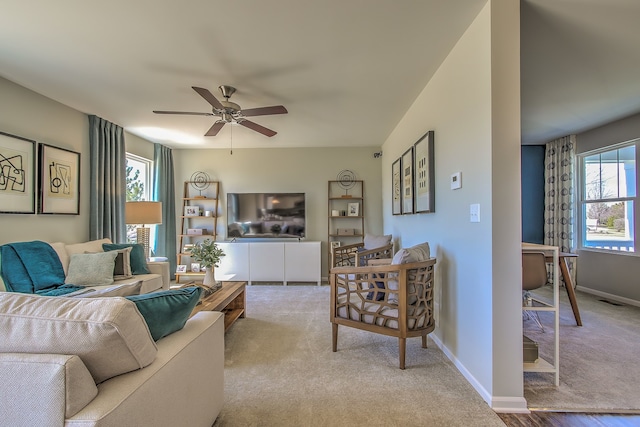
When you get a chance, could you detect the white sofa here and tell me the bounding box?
[0,238,170,295]
[0,292,225,427]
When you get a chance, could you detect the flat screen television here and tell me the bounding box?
[227,193,305,239]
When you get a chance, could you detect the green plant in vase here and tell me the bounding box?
[189,239,225,287]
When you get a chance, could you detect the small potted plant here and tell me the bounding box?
[188,239,225,287]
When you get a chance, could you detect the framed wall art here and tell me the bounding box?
[413,130,435,213]
[347,202,359,217]
[38,143,81,215]
[0,131,36,214]
[401,147,414,214]
[392,157,402,215]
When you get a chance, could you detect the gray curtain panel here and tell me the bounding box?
[153,143,177,279]
[88,115,126,243]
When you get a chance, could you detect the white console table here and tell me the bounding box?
[215,241,321,286]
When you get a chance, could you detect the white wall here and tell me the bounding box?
[381,0,525,411]
[173,146,383,276]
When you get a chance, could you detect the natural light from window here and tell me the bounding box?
[581,143,636,252]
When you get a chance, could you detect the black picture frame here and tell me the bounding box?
[38,143,81,215]
[413,130,435,213]
[401,147,414,214]
[392,157,402,215]
[0,131,36,214]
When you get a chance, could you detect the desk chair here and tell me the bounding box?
[522,251,548,331]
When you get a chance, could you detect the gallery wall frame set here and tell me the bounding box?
[392,130,435,215]
[0,131,80,215]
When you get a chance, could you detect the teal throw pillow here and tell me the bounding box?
[102,243,150,275]
[126,287,202,341]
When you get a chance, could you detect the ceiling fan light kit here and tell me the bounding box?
[153,85,287,137]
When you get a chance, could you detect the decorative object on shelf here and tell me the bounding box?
[187,228,204,235]
[401,147,414,214]
[188,239,226,287]
[190,263,201,273]
[38,143,81,215]
[347,202,359,217]
[176,264,187,273]
[337,169,356,197]
[184,206,199,216]
[0,131,36,214]
[392,157,402,215]
[413,131,435,213]
[125,201,163,259]
[330,241,341,249]
[189,171,210,198]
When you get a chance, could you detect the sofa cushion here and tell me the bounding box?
[58,238,112,274]
[102,243,150,275]
[69,281,143,298]
[0,353,98,420]
[126,287,202,341]
[0,292,157,384]
[65,251,118,287]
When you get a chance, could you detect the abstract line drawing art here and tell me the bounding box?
[0,131,35,214]
[48,159,73,198]
[0,148,26,193]
[39,143,80,215]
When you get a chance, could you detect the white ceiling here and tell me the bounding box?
[1,1,639,149]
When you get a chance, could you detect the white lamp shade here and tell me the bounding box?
[125,201,162,225]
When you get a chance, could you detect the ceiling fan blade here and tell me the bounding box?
[153,110,214,116]
[241,105,288,117]
[238,120,277,137]
[192,86,224,109]
[205,121,226,136]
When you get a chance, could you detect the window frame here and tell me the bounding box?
[578,138,638,255]
[126,153,153,202]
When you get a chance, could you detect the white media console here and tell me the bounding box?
[214,241,321,285]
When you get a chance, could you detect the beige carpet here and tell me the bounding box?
[524,286,640,412]
[213,285,505,427]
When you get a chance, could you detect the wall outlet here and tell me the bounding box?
[470,203,480,223]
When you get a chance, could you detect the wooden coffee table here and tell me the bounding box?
[189,281,246,332]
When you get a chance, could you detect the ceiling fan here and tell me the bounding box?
[153,85,288,137]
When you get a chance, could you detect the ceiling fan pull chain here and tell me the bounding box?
[230,123,233,155]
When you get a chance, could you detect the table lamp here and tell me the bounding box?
[125,201,162,258]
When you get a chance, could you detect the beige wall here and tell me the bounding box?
[0,77,90,245]
[381,0,524,411]
[576,111,640,304]
[174,146,383,276]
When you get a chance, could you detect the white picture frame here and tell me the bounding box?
[347,202,359,217]
[190,262,201,273]
[184,206,199,216]
[176,264,187,273]
[330,241,341,249]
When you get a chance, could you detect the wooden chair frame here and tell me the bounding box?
[332,242,394,268]
[329,258,436,369]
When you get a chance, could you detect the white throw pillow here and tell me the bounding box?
[65,251,117,287]
[364,234,392,250]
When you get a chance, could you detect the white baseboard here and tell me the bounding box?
[577,286,640,308]
[430,334,529,413]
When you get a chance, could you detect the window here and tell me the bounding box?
[579,140,637,252]
[126,154,154,244]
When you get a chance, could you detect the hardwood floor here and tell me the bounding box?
[498,412,640,426]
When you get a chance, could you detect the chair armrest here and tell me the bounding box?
[147,261,170,290]
[367,258,393,266]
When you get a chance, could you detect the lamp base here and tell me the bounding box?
[136,227,151,259]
